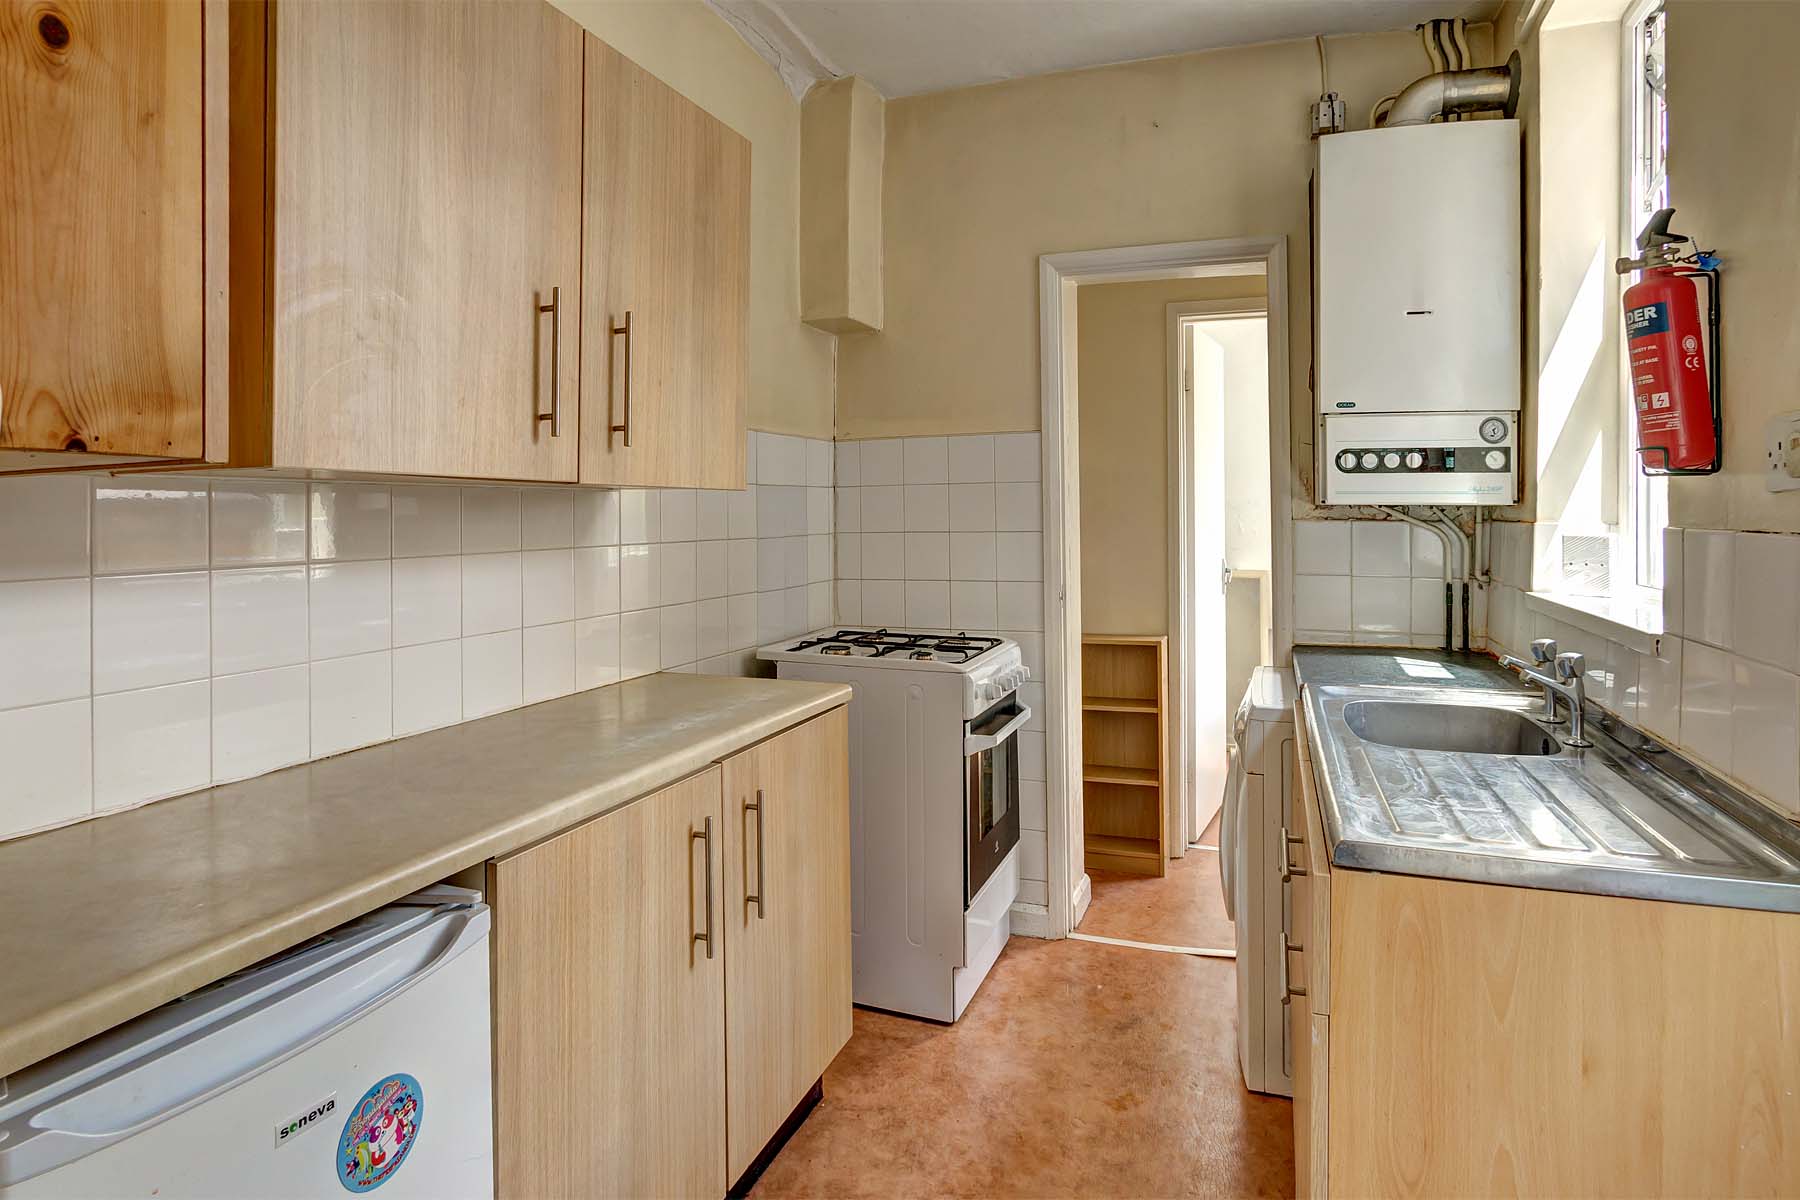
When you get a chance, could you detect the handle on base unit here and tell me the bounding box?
[744,790,766,919]
[692,817,714,959]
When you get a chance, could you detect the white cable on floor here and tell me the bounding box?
[1068,931,1236,960]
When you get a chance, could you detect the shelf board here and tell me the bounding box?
[1082,764,1161,788]
[1082,695,1159,714]
[1084,833,1162,861]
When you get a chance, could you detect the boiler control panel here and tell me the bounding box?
[1320,412,1517,506]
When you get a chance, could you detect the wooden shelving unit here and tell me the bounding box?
[1080,635,1168,877]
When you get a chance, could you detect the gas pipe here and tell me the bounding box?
[1616,208,1719,472]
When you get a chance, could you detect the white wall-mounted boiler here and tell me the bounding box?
[1314,119,1521,505]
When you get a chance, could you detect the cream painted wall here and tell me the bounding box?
[1665,0,1800,535]
[550,0,836,438]
[1075,275,1266,635]
[835,25,1492,455]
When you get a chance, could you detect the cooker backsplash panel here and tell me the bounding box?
[830,433,1051,907]
[0,432,833,842]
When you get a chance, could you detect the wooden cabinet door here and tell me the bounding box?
[720,708,851,1180]
[580,35,748,490]
[270,0,581,481]
[1,0,208,464]
[488,768,727,1199]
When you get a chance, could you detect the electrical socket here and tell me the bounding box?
[1765,411,1800,493]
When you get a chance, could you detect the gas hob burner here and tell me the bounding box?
[782,628,1006,663]
[821,644,853,656]
[907,649,935,660]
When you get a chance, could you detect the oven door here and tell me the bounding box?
[965,695,1029,905]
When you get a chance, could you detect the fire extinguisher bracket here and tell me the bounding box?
[1616,207,1723,477]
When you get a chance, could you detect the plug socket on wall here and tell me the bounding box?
[1765,411,1800,493]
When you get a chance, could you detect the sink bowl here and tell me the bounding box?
[1342,700,1561,756]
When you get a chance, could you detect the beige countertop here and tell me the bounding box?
[0,672,850,1080]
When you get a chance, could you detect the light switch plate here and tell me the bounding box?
[1765,411,1800,493]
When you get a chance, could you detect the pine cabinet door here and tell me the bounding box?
[580,35,748,490]
[270,0,582,481]
[720,708,852,1179]
[488,768,728,1199]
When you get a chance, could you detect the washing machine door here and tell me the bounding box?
[1220,703,1249,921]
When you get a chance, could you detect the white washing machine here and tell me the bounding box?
[1221,666,1296,1097]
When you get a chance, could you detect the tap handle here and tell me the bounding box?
[1554,652,1585,681]
[1531,638,1558,664]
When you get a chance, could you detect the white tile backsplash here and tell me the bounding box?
[0,437,828,841]
[1292,519,1470,649]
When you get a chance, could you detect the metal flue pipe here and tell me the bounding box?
[1385,50,1522,127]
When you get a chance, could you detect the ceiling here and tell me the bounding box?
[713,0,1504,99]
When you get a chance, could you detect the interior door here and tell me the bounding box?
[488,768,727,1199]
[1,0,205,463]
[271,0,582,481]
[721,709,852,1181]
[1188,324,1230,839]
[581,35,749,489]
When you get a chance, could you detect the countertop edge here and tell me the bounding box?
[0,680,850,1080]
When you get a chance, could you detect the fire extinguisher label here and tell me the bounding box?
[1625,302,1670,338]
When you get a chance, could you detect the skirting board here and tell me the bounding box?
[1008,901,1053,939]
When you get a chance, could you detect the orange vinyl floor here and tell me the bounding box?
[751,820,1293,1199]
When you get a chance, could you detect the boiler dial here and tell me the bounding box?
[1479,417,1509,444]
[1382,452,1401,469]
[1337,451,1357,471]
[1359,452,1379,470]
[1404,451,1424,469]
[1484,449,1508,470]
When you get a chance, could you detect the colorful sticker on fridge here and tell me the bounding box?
[337,1073,424,1192]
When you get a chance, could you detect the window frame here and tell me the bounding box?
[1619,0,1669,591]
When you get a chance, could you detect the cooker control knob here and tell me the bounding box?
[1405,451,1424,469]
[1484,449,1507,470]
[1359,452,1379,470]
[1382,452,1401,469]
[1337,451,1357,471]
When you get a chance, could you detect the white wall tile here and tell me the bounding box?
[213,567,308,674]
[1661,526,1683,635]
[1352,522,1411,578]
[393,640,462,736]
[1293,575,1352,634]
[462,631,522,718]
[951,532,997,581]
[1410,577,1448,636]
[861,485,904,532]
[212,666,308,784]
[757,538,787,591]
[696,540,728,600]
[951,581,998,630]
[834,579,861,625]
[947,435,995,483]
[211,481,307,567]
[392,556,462,647]
[310,651,392,756]
[948,483,995,532]
[1679,640,1734,773]
[94,681,209,809]
[660,603,698,668]
[757,484,805,538]
[996,532,1041,581]
[1293,521,1352,575]
[808,581,832,627]
[575,490,621,548]
[0,578,90,708]
[1732,532,1800,672]
[524,622,577,703]
[1636,637,1682,743]
[659,489,698,542]
[93,572,210,694]
[461,488,522,555]
[903,436,949,484]
[619,543,656,612]
[727,540,757,594]
[1731,657,1800,814]
[1409,525,1446,579]
[807,486,832,535]
[0,475,89,581]
[834,487,861,534]
[521,489,575,550]
[697,597,729,659]
[835,533,863,580]
[695,491,728,541]
[757,433,807,486]
[573,546,621,619]
[620,609,660,678]
[0,699,91,834]
[309,561,392,660]
[574,615,621,690]
[522,549,575,627]
[996,582,1043,630]
[808,533,832,584]
[862,533,904,580]
[905,580,950,628]
[620,489,659,544]
[309,483,391,562]
[1683,529,1734,650]
[859,439,904,486]
[93,479,208,574]
[862,579,904,626]
[463,552,523,636]
[993,433,1040,482]
[904,532,949,580]
[729,594,758,649]
[392,486,462,558]
[807,438,834,487]
[993,482,1040,532]
[727,489,757,539]
[834,440,861,487]
[1351,576,1411,634]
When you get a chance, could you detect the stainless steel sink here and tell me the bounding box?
[1342,699,1562,756]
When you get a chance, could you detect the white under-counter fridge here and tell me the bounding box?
[0,890,493,1199]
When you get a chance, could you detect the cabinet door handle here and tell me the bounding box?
[536,286,562,437]
[1279,941,1308,1005]
[692,816,714,960]
[1279,823,1309,883]
[744,789,767,918]
[610,310,633,447]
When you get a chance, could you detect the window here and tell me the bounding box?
[1622,0,1668,589]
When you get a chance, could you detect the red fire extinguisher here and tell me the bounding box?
[1616,208,1721,474]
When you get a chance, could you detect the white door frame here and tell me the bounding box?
[1038,236,1293,937]
[1167,298,1271,856]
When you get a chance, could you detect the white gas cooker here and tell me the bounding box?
[757,628,1029,720]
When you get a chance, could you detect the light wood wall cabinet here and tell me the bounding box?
[0,0,227,472]
[721,708,852,1180]
[1288,696,1800,1198]
[580,36,750,490]
[488,709,851,1199]
[233,0,584,481]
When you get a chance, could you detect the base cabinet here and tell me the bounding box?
[488,709,851,1199]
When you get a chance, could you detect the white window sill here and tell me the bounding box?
[1524,589,1663,654]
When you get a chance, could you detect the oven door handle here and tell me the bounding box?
[964,705,1032,755]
